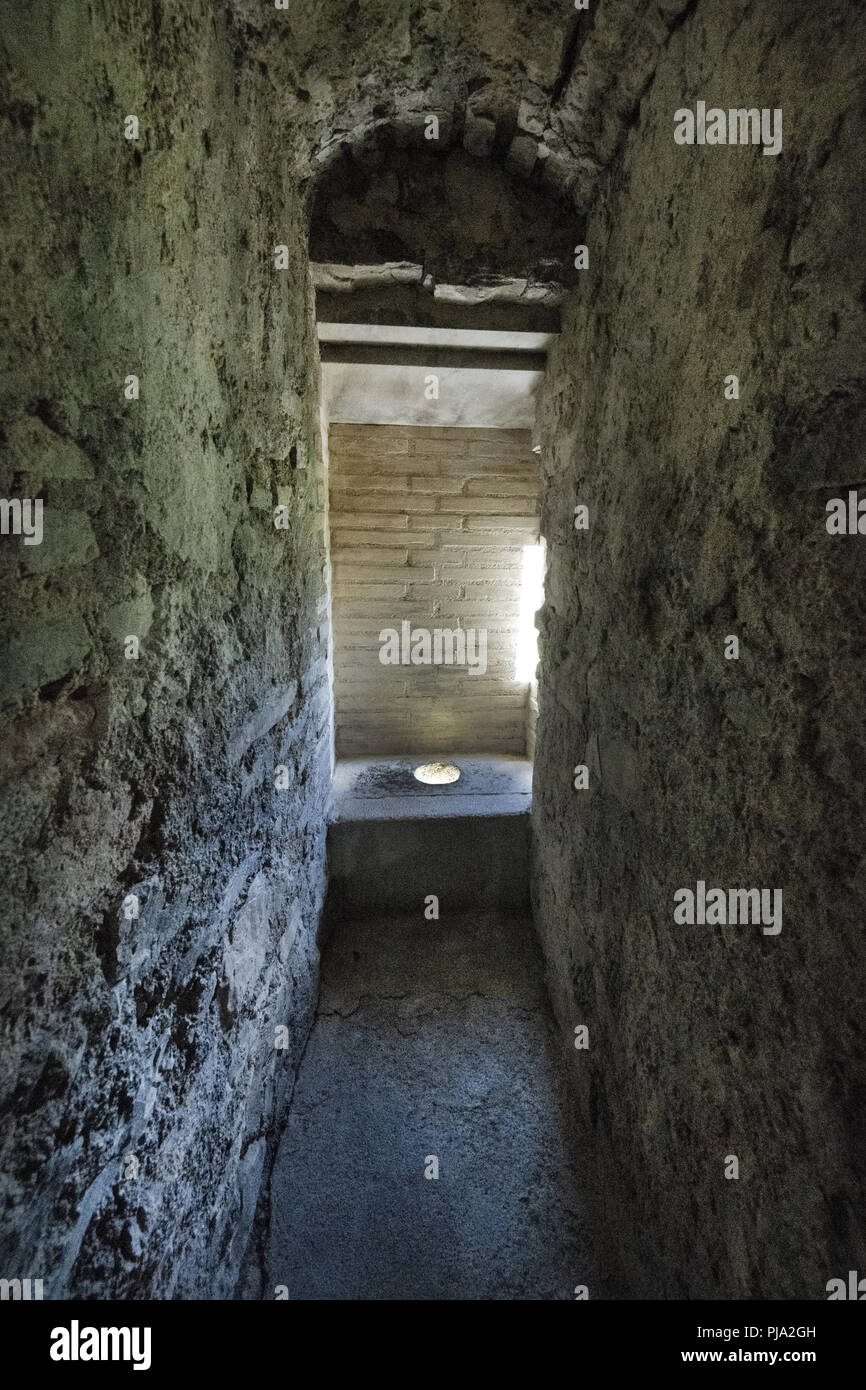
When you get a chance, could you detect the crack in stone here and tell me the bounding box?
[317,990,545,1019]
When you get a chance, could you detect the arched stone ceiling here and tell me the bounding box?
[309,139,578,298]
[230,0,696,212]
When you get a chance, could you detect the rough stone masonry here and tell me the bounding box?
[0,0,864,1302]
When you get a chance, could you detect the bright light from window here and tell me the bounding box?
[514,542,544,683]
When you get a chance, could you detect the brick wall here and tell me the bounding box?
[329,424,540,756]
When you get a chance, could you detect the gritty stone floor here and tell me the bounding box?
[241,910,597,1300]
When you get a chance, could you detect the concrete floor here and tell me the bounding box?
[244,909,596,1300]
[331,755,533,821]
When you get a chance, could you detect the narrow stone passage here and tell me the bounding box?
[6,0,864,1314]
[244,910,596,1300]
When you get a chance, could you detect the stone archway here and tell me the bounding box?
[305,124,569,760]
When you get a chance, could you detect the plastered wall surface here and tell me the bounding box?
[532,0,866,1298]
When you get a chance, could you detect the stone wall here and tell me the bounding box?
[532,0,866,1298]
[0,2,330,1297]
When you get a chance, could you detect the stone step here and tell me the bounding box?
[326,810,529,918]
